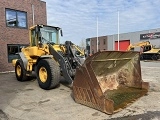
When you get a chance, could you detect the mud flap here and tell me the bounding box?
[73,51,149,114]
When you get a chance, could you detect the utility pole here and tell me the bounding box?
[118,11,120,51]
[97,17,99,52]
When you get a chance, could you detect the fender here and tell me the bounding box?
[18,53,53,70]
[18,52,28,70]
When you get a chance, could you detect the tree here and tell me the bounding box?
[79,39,86,49]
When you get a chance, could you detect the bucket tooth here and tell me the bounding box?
[73,51,149,114]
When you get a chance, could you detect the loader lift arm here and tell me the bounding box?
[48,44,75,84]
[47,41,84,84]
[126,41,151,51]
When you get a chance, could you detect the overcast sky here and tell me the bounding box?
[43,0,160,45]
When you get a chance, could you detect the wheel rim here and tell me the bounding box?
[16,65,22,77]
[39,67,48,83]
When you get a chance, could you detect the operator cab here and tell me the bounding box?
[30,25,62,47]
[143,45,152,52]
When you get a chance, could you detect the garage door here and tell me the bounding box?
[115,40,130,51]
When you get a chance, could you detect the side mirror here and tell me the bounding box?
[60,29,63,36]
[35,26,42,43]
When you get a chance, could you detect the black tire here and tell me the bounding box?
[140,55,143,60]
[36,59,60,90]
[152,54,158,60]
[15,59,28,81]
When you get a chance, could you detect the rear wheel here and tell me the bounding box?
[15,59,28,81]
[36,59,60,90]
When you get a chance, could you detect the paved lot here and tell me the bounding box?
[1,61,160,120]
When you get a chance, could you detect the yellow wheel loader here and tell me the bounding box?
[12,24,149,114]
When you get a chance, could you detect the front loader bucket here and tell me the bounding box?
[73,51,149,114]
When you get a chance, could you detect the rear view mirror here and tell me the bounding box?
[60,29,63,36]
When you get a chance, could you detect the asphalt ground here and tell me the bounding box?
[0,61,160,120]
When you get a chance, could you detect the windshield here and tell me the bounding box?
[40,26,59,44]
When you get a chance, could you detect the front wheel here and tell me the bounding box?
[36,59,60,90]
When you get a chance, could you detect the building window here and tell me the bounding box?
[6,8,27,28]
[104,39,106,45]
[98,40,100,45]
[7,44,28,63]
